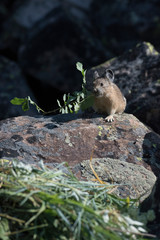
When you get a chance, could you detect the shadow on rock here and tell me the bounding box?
[140,131,160,238]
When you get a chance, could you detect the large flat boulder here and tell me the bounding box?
[0,113,159,200]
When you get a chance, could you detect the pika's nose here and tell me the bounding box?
[93,88,99,96]
[93,88,97,94]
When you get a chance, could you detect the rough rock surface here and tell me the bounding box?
[81,158,156,201]
[0,55,36,120]
[0,113,160,200]
[86,42,160,134]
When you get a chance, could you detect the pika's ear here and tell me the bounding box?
[93,71,99,80]
[105,69,114,82]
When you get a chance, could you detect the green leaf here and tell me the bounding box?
[11,96,46,113]
[74,102,80,113]
[68,104,73,113]
[80,94,94,111]
[10,97,30,111]
[80,92,85,99]
[10,97,25,105]
[77,95,81,103]
[22,99,29,111]
[0,218,10,240]
[57,100,61,108]
[65,106,68,113]
[63,94,66,103]
[76,62,83,72]
[66,95,76,104]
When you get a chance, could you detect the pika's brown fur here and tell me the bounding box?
[93,69,126,122]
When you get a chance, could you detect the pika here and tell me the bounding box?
[93,69,126,122]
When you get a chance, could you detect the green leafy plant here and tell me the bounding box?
[10,96,45,113]
[56,62,94,113]
[0,159,155,240]
[10,62,94,115]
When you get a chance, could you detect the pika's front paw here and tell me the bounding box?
[105,115,114,122]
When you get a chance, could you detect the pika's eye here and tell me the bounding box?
[100,82,103,87]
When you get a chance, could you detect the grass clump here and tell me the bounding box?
[0,159,155,240]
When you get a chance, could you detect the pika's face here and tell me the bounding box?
[93,78,111,97]
[93,69,114,98]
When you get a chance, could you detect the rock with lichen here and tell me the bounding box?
[86,42,160,134]
[81,158,156,201]
[0,113,160,201]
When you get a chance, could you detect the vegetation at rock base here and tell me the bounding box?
[0,159,155,240]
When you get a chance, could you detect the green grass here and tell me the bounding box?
[0,159,155,240]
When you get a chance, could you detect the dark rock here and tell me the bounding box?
[18,1,105,92]
[0,55,36,119]
[0,0,62,55]
[0,113,160,200]
[1,0,160,60]
[140,177,160,238]
[0,0,106,92]
[90,0,160,55]
[86,42,160,134]
[0,1,10,23]
[12,0,61,29]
